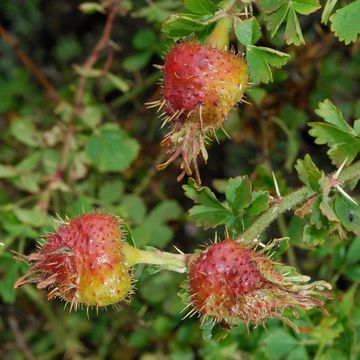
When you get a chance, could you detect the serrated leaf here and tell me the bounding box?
[86,124,140,172]
[315,99,353,132]
[183,178,230,228]
[292,0,321,15]
[184,0,216,15]
[246,45,290,83]
[309,99,360,166]
[284,7,304,45]
[330,0,360,45]
[225,177,252,212]
[162,15,205,37]
[258,0,320,45]
[295,154,322,191]
[247,191,269,215]
[234,17,262,45]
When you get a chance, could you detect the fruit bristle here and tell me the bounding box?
[14,213,132,311]
[153,41,248,183]
[188,239,330,330]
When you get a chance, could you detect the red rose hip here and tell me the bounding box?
[14,213,132,309]
[188,239,330,329]
[151,42,248,183]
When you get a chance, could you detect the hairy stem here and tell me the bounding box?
[238,161,360,245]
[123,243,188,273]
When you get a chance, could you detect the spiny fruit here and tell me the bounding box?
[188,239,330,329]
[149,41,248,183]
[14,213,132,310]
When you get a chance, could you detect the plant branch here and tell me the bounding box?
[238,161,360,245]
[0,24,62,103]
[36,4,118,211]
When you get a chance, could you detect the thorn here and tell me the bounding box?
[335,184,358,205]
[156,99,166,113]
[272,171,281,198]
[173,245,184,254]
[221,125,231,140]
[334,157,348,179]
[199,105,204,132]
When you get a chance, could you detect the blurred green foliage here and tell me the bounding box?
[0,0,360,359]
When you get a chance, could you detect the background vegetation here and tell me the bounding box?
[0,0,360,359]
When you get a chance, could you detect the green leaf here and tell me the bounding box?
[107,73,129,92]
[121,194,147,223]
[262,329,298,360]
[309,99,360,166]
[258,0,320,45]
[183,178,230,228]
[303,224,327,246]
[0,253,19,303]
[133,29,157,50]
[322,0,338,25]
[246,45,290,83]
[184,0,216,15]
[225,177,252,212]
[86,124,140,172]
[162,15,205,38]
[284,7,304,45]
[148,200,182,223]
[315,99,353,132]
[330,0,360,45]
[346,237,360,264]
[234,17,262,46]
[334,196,360,236]
[295,154,323,191]
[0,164,19,178]
[10,117,41,147]
[98,180,124,204]
[78,2,105,14]
[13,207,47,227]
[247,191,270,216]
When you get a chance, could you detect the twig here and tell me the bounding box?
[0,24,62,104]
[8,315,36,360]
[36,4,119,211]
[74,4,118,111]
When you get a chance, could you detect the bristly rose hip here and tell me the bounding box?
[187,239,331,329]
[15,213,132,311]
[149,42,248,183]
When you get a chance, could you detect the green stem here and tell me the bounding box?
[205,16,233,50]
[123,243,187,273]
[238,160,360,245]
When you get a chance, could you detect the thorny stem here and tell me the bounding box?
[36,4,119,211]
[238,161,360,245]
[123,243,188,273]
[0,24,62,103]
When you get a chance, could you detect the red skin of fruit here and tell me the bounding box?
[15,213,131,308]
[157,42,248,183]
[188,239,329,328]
[163,42,247,126]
